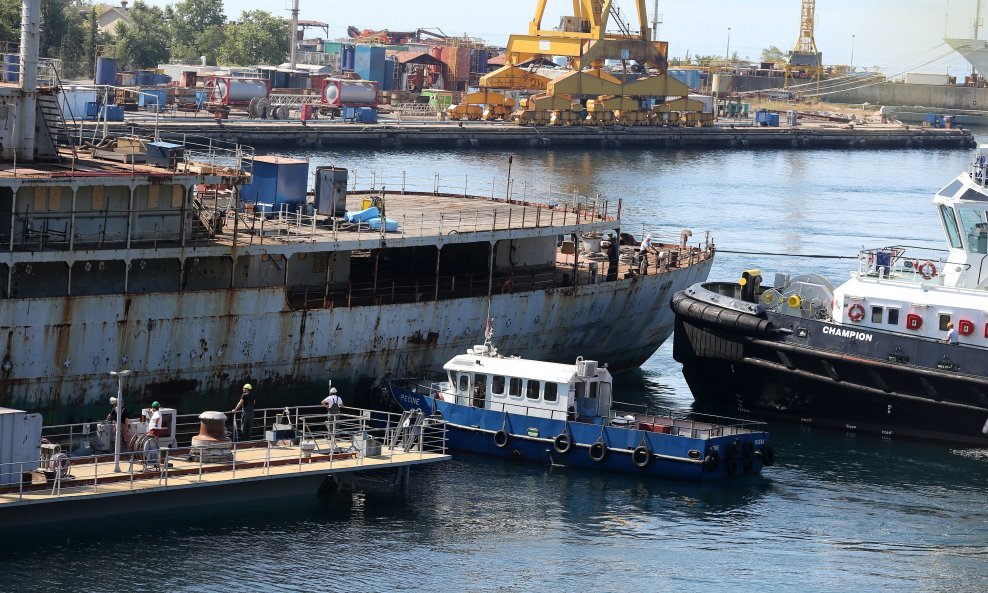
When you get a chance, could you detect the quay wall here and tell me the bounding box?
[106,121,975,150]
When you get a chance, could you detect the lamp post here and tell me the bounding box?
[109,369,132,472]
[726,27,731,62]
[850,34,856,70]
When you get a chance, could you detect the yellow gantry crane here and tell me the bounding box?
[784,0,823,88]
[480,0,669,90]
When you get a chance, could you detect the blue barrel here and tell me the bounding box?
[4,54,19,83]
[95,57,117,85]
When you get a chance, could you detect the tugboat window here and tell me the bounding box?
[939,205,964,249]
[887,309,899,325]
[871,306,883,323]
[526,380,540,400]
[575,381,585,399]
[589,381,599,398]
[509,377,522,397]
[458,373,470,392]
[492,375,505,396]
[544,383,558,402]
[957,208,988,254]
[939,314,952,331]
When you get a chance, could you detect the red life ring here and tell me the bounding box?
[958,319,975,336]
[918,260,938,280]
[847,303,865,322]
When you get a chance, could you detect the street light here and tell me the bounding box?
[109,369,132,472]
[850,34,856,70]
[726,27,731,62]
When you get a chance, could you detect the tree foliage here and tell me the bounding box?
[761,45,788,65]
[169,0,225,64]
[112,1,170,70]
[218,10,289,66]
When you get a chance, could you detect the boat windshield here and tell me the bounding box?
[957,207,988,254]
[940,205,964,249]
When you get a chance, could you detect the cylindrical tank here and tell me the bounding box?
[4,54,19,83]
[321,79,378,107]
[429,46,443,60]
[95,57,118,85]
[712,73,733,94]
[342,45,355,71]
[213,78,269,104]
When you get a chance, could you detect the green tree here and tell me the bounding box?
[111,1,170,70]
[218,10,289,66]
[760,45,787,65]
[0,0,20,45]
[169,0,225,64]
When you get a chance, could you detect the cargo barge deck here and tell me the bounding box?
[99,120,975,150]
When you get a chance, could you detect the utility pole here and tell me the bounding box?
[850,34,855,70]
[651,0,660,40]
[289,0,299,70]
[726,27,731,62]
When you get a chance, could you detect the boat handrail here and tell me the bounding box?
[0,416,447,504]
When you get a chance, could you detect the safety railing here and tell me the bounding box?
[10,405,447,505]
[854,245,953,287]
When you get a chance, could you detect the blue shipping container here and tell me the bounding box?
[382,57,397,91]
[355,46,386,83]
[138,88,168,108]
[667,69,701,92]
[240,156,309,210]
[85,101,99,119]
[100,105,125,122]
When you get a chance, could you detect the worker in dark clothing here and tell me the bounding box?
[107,396,131,449]
[232,383,255,441]
[607,233,619,281]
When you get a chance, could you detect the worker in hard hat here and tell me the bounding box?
[322,386,344,435]
[232,383,255,441]
[146,401,163,438]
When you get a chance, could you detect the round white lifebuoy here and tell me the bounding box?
[847,303,866,322]
[918,260,938,280]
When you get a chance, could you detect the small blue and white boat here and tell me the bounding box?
[385,341,774,480]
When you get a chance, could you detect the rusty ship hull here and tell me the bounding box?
[0,258,709,421]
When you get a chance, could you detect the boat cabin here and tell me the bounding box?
[440,348,613,422]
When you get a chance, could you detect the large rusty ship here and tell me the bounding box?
[0,0,713,421]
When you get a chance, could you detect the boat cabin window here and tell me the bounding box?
[473,374,487,408]
[938,180,963,198]
[544,383,558,402]
[871,306,883,323]
[887,308,899,325]
[589,381,598,398]
[575,381,585,399]
[492,375,505,397]
[458,373,469,392]
[957,208,988,254]
[526,380,540,400]
[508,377,522,398]
[939,314,952,331]
[939,205,964,249]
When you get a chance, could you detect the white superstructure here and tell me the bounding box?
[826,145,988,344]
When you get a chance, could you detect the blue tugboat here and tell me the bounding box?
[385,339,774,480]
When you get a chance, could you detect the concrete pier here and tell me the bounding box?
[100,119,975,150]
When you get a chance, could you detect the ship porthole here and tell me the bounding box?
[589,442,608,462]
[494,429,510,448]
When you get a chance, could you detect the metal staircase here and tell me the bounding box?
[35,65,78,161]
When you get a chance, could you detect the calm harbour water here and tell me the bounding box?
[3,138,988,592]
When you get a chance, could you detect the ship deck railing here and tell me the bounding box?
[396,382,767,439]
[3,406,447,507]
[854,245,966,289]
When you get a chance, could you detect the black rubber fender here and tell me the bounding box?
[553,432,572,454]
[632,446,651,468]
[756,444,776,466]
[494,429,510,448]
[703,451,720,472]
[589,442,608,462]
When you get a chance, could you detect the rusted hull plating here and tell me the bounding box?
[0,258,711,419]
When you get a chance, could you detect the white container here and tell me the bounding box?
[321,79,378,107]
[904,73,950,86]
[688,94,715,114]
[0,407,43,485]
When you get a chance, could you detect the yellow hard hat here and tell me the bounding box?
[243,383,252,390]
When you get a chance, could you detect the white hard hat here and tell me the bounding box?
[110,396,117,404]
[645,234,651,240]
[330,387,337,394]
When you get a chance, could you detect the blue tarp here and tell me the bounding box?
[367,217,399,232]
[345,206,380,223]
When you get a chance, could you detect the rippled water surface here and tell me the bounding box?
[3,137,987,592]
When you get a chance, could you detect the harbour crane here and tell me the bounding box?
[784,0,823,88]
